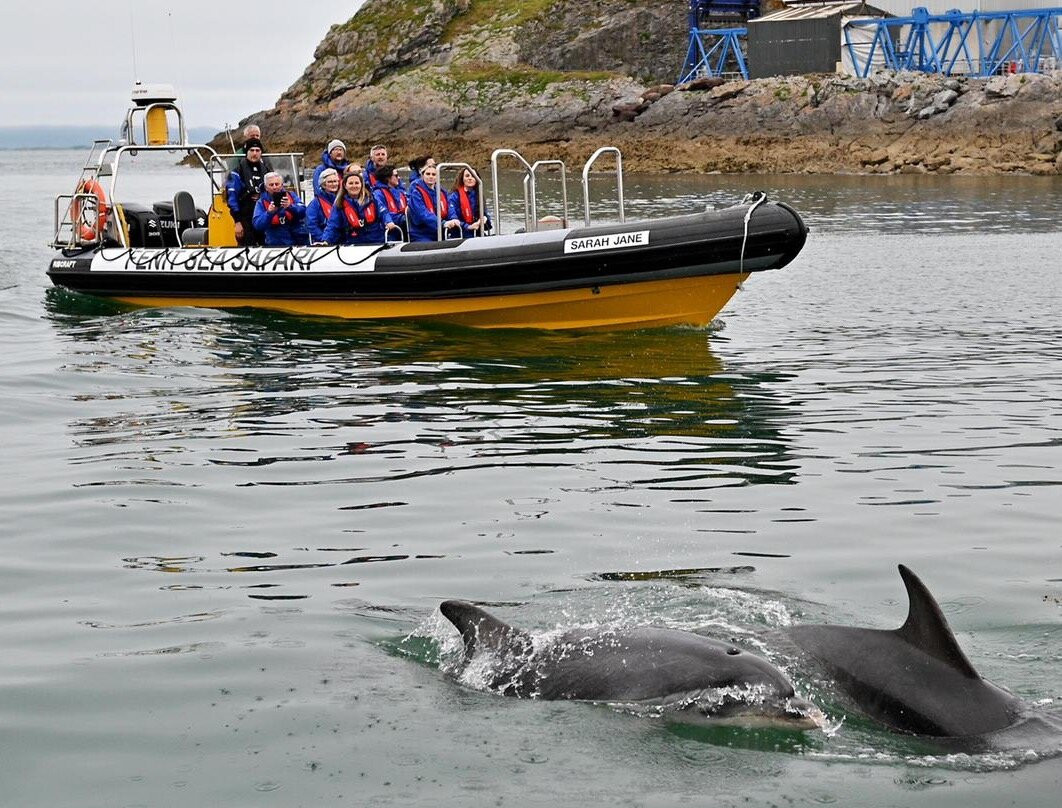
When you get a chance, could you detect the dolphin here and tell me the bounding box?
[439,599,823,729]
[788,564,1030,740]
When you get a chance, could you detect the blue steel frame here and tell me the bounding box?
[843,6,1062,78]
[679,27,750,81]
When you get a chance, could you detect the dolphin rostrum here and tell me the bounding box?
[788,564,1025,738]
[439,599,823,729]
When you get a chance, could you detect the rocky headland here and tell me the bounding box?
[223,0,1062,176]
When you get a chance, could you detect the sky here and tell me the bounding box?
[1,1,366,129]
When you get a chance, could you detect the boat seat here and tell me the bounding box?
[173,191,198,247]
[181,227,208,246]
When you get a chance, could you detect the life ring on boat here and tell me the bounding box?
[73,178,108,241]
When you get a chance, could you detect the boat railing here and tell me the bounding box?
[490,149,535,235]
[123,101,188,147]
[581,147,625,226]
[524,160,569,229]
[208,153,306,195]
[51,139,115,249]
[435,162,486,240]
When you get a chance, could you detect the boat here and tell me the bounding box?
[48,85,808,330]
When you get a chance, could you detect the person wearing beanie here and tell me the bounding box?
[225,138,274,246]
[371,164,408,240]
[305,167,340,244]
[312,138,349,196]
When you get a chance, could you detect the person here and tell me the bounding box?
[447,167,492,238]
[305,167,339,244]
[364,144,394,190]
[322,172,390,245]
[226,138,275,246]
[313,139,350,195]
[407,163,461,242]
[239,124,261,148]
[371,164,408,240]
[252,172,306,246]
[407,155,435,186]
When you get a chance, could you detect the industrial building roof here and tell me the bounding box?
[749,1,891,22]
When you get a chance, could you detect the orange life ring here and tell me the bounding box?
[73,179,108,241]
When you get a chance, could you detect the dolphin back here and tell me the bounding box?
[439,600,532,661]
[788,565,1021,737]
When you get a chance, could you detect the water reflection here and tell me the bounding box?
[46,303,801,495]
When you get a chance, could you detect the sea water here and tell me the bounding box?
[0,149,1060,806]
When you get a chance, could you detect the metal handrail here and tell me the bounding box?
[123,101,188,146]
[98,144,220,247]
[490,148,535,235]
[523,160,569,228]
[581,147,625,226]
[51,140,115,248]
[434,162,486,240]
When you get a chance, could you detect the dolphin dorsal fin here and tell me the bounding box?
[895,565,980,679]
[440,600,533,661]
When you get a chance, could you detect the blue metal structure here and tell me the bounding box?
[680,27,750,81]
[680,0,759,81]
[843,6,1062,78]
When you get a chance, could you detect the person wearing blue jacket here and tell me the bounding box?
[251,172,306,246]
[312,139,349,195]
[407,164,462,242]
[371,165,408,240]
[322,172,391,246]
[226,138,274,245]
[447,167,492,238]
[364,144,398,191]
[305,168,340,244]
[407,155,434,187]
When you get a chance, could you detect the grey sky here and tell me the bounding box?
[1,1,365,128]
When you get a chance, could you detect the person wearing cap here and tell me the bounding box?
[448,167,492,238]
[251,171,306,247]
[364,144,397,190]
[371,165,408,240]
[226,138,275,246]
[312,139,350,196]
[305,167,340,244]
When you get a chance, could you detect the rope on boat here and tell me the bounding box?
[89,242,390,271]
[738,191,768,282]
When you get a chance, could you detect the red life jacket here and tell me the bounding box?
[380,186,407,214]
[415,183,449,218]
[456,187,476,225]
[270,192,294,226]
[341,198,377,234]
[341,199,362,234]
[318,195,334,221]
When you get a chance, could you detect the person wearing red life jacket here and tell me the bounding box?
[364,144,398,190]
[408,164,462,242]
[322,172,387,245]
[447,168,492,238]
[305,168,340,244]
[371,165,408,240]
[251,172,306,247]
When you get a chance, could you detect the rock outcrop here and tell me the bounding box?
[220,0,1062,176]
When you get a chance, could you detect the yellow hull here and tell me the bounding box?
[113,273,748,330]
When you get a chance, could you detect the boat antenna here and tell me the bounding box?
[128,1,140,83]
[225,124,236,152]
